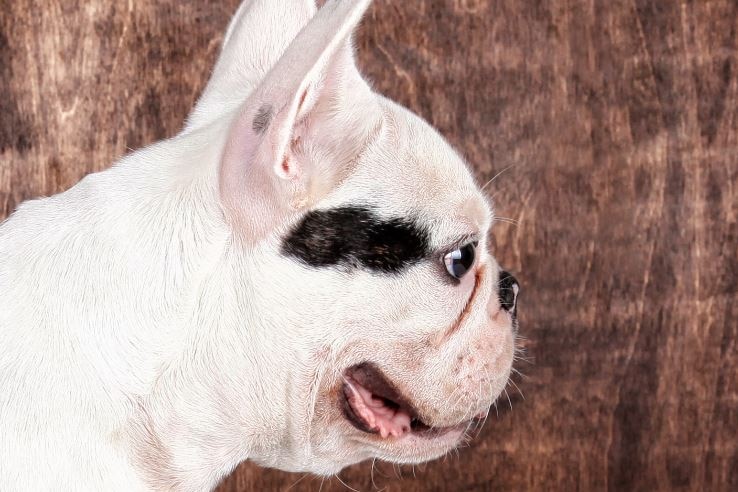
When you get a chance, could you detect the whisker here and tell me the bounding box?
[285,473,309,491]
[503,387,513,411]
[473,367,494,438]
[513,354,534,365]
[370,458,379,491]
[449,387,467,417]
[445,385,462,407]
[508,377,525,400]
[510,367,530,380]
[480,163,517,192]
[493,217,520,227]
[334,473,360,492]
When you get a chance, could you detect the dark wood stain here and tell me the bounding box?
[1,1,736,491]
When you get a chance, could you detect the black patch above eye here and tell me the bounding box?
[281,206,430,273]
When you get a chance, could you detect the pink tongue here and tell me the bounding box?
[346,381,412,438]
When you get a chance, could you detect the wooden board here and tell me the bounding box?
[1,1,736,490]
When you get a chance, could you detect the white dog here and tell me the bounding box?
[0,0,520,490]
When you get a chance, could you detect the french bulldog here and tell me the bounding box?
[0,0,520,490]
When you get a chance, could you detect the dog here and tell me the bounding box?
[0,0,520,490]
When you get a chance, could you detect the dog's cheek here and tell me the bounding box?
[304,382,372,468]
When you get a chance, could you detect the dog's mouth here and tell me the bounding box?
[340,363,477,440]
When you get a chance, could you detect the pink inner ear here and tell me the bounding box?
[217,98,290,243]
[298,88,309,113]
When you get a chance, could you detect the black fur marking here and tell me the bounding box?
[252,104,273,134]
[281,206,430,273]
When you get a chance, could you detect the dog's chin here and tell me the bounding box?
[336,363,480,461]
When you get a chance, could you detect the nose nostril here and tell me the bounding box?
[498,270,520,313]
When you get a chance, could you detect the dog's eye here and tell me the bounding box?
[443,242,477,279]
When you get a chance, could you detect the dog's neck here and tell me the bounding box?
[45,119,305,487]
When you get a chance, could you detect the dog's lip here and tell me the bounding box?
[340,363,480,439]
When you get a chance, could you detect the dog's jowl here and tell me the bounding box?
[0,0,520,490]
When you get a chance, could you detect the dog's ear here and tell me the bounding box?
[187,0,318,130]
[217,0,376,242]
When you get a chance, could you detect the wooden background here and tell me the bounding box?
[1,0,737,490]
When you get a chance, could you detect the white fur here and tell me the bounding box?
[0,1,516,490]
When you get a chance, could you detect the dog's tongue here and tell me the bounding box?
[346,380,412,438]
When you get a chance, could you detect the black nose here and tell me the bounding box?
[498,270,520,313]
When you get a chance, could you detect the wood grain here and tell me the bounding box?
[1,1,737,490]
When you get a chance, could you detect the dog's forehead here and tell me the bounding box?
[281,102,491,273]
[335,100,491,244]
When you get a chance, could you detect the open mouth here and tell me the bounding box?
[340,363,478,439]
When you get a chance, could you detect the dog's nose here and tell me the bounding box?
[498,271,520,313]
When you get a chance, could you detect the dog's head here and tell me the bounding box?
[180,0,519,475]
